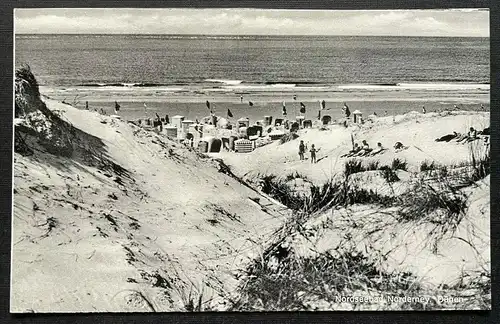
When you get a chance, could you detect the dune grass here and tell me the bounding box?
[380,165,400,183]
[391,158,408,171]
[284,171,309,182]
[469,147,490,183]
[366,161,380,171]
[420,160,438,172]
[230,244,421,311]
[15,64,41,118]
[344,159,364,177]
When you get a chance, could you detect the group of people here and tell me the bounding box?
[341,140,385,158]
[298,138,393,163]
[298,140,320,163]
[435,126,489,144]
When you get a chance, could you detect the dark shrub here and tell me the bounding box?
[344,159,364,177]
[391,158,408,171]
[380,165,400,183]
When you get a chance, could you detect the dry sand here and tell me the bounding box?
[12,94,490,312]
[12,99,288,312]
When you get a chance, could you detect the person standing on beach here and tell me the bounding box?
[85,101,89,110]
[342,102,351,118]
[422,106,426,114]
[155,113,163,132]
[298,140,305,161]
[240,95,243,103]
[310,144,320,164]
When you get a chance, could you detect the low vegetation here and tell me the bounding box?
[380,165,400,183]
[284,171,309,182]
[391,158,408,171]
[469,148,490,183]
[230,244,421,311]
[344,158,407,180]
[344,159,364,177]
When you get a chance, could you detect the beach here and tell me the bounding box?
[41,83,489,123]
[13,86,490,311]
[12,31,491,312]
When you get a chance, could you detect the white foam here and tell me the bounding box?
[84,86,186,92]
[269,83,296,88]
[398,83,489,90]
[338,83,490,91]
[205,79,243,85]
[222,84,335,92]
[201,88,233,92]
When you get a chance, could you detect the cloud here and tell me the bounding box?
[14,9,489,37]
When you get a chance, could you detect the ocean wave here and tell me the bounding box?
[338,83,490,91]
[263,81,322,85]
[205,79,243,85]
[77,82,190,88]
[46,81,489,94]
[224,83,297,90]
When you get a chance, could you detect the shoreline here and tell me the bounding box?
[40,85,490,123]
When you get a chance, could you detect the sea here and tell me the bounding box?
[15,34,490,121]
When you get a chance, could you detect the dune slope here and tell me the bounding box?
[12,99,288,312]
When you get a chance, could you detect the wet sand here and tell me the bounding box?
[41,85,489,122]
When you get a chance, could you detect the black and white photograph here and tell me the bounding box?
[12,8,490,312]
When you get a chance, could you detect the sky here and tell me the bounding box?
[14,8,489,37]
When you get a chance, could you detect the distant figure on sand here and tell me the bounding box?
[165,114,170,124]
[293,94,297,101]
[456,127,476,143]
[342,102,351,118]
[298,140,305,160]
[464,127,478,143]
[422,106,426,114]
[355,140,372,156]
[435,132,458,142]
[240,95,243,103]
[370,142,386,156]
[310,144,320,163]
[341,143,361,158]
[394,141,408,152]
[85,101,89,110]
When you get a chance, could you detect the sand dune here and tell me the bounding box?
[12,99,288,312]
[12,92,490,311]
